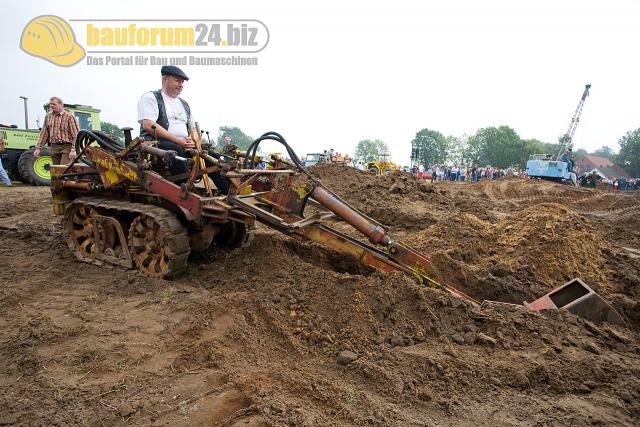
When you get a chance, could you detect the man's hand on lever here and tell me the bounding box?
[176,136,195,150]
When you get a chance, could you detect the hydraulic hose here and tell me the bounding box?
[243,131,306,172]
[75,130,124,167]
[75,130,123,152]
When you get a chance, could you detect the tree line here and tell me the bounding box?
[355,126,640,177]
[100,122,255,150]
[100,120,640,178]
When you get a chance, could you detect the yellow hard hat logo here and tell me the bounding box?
[20,15,85,67]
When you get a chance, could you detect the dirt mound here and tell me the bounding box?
[1,176,639,425]
[401,203,612,302]
[309,165,623,303]
[177,244,640,425]
[310,164,456,228]
[310,164,442,201]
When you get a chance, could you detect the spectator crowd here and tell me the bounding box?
[403,163,639,191]
[410,164,525,183]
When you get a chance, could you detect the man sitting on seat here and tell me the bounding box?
[137,66,229,193]
[560,148,575,172]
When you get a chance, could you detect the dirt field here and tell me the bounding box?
[1,164,639,426]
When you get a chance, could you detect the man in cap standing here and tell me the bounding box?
[34,97,80,165]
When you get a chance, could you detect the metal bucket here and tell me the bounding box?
[524,278,626,326]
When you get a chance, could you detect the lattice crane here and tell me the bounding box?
[556,84,591,160]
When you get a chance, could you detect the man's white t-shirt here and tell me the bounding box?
[137,91,193,138]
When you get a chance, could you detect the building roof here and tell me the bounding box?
[579,155,614,169]
[585,165,631,179]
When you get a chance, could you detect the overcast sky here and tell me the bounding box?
[2,0,639,164]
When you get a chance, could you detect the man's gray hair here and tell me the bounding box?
[49,96,63,105]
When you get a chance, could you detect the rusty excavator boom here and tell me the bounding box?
[50,128,624,325]
[51,129,474,303]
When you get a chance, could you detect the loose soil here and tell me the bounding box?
[1,164,639,426]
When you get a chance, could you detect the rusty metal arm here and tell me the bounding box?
[311,185,390,245]
[296,222,477,304]
[308,183,477,304]
[295,224,408,273]
[230,185,478,305]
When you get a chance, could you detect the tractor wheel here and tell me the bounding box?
[368,166,379,175]
[214,222,253,249]
[18,148,51,186]
[9,163,21,181]
[383,168,393,174]
[128,212,190,278]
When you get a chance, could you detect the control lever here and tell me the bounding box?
[122,127,133,146]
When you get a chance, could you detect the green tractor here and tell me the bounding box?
[0,103,101,185]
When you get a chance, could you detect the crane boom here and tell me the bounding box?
[557,84,591,160]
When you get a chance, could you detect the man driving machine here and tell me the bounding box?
[137,66,228,193]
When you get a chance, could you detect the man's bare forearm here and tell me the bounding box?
[142,120,179,144]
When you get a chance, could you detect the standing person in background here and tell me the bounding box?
[219,134,235,154]
[0,136,12,186]
[34,96,80,165]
